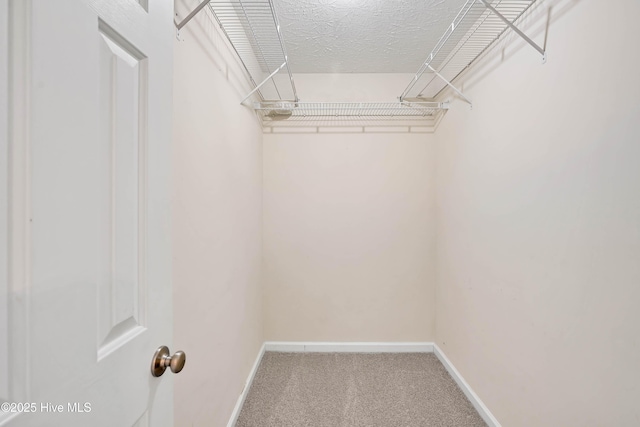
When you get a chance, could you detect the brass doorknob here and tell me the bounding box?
[151,346,186,377]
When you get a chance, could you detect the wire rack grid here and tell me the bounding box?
[254,101,449,124]
[208,0,298,102]
[400,0,541,101]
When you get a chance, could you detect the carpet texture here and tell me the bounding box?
[235,352,487,427]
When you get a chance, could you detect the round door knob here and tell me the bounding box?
[151,346,187,377]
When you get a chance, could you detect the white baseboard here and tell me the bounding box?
[264,341,434,353]
[227,341,499,427]
[434,344,501,427]
[225,342,266,427]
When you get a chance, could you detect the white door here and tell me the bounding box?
[1,0,175,426]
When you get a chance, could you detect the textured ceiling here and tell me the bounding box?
[274,0,469,73]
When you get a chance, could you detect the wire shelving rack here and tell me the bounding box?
[400,0,544,104]
[176,0,545,126]
[208,0,298,103]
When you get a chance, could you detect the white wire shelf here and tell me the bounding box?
[208,0,297,102]
[401,0,542,102]
[176,0,542,126]
[254,101,449,124]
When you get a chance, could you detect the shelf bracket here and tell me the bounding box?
[240,61,287,104]
[476,0,546,62]
[427,65,472,106]
[175,0,210,33]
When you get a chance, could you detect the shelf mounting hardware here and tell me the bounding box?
[476,0,546,62]
[241,61,287,104]
[400,64,471,106]
[427,65,472,106]
[175,0,210,35]
[399,0,476,102]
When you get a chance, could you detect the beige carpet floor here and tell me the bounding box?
[235,352,487,427]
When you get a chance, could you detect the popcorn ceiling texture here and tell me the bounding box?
[275,0,468,73]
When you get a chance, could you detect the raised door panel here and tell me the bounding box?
[97,22,148,360]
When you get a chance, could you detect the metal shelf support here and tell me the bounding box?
[400,64,471,105]
[476,0,546,61]
[400,0,543,104]
[175,0,210,31]
[427,65,472,106]
[399,0,477,102]
[241,61,287,104]
[207,0,298,104]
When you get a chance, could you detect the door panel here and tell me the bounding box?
[96,21,147,360]
[1,0,174,426]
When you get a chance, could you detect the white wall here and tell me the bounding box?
[172,1,263,426]
[263,131,436,342]
[263,74,437,342]
[435,0,640,425]
[293,73,414,102]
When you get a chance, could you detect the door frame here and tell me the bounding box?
[1,1,30,424]
[0,0,8,405]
